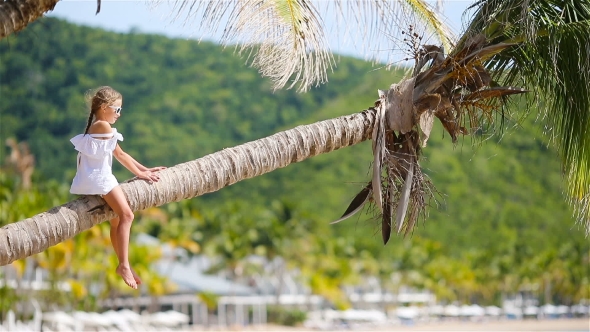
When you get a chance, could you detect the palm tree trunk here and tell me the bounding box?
[0,0,60,39]
[0,108,377,265]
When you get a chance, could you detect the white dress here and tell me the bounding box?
[70,128,123,195]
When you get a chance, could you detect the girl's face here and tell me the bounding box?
[102,98,122,124]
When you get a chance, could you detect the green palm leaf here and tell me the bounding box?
[460,0,590,231]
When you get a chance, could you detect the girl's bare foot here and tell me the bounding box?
[116,264,138,289]
[131,267,142,285]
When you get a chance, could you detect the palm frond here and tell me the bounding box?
[320,0,455,66]
[460,0,590,231]
[331,182,371,225]
[402,0,454,51]
[159,0,455,91]
[244,0,333,91]
[160,0,332,92]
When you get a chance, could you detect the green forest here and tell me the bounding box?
[0,18,588,311]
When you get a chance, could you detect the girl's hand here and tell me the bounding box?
[148,166,167,172]
[137,170,160,184]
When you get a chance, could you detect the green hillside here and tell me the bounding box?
[1,17,586,285]
[0,18,390,179]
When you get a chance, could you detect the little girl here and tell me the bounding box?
[70,86,165,289]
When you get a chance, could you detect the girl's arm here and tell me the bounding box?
[113,145,162,183]
[128,155,166,172]
[130,156,148,172]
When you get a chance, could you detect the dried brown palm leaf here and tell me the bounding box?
[462,87,528,102]
[413,45,446,76]
[434,107,465,142]
[382,181,393,244]
[403,164,436,236]
[331,183,371,225]
[385,79,416,134]
[459,43,518,66]
[381,154,434,237]
[464,65,492,92]
[395,159,414,234]
[451,34,487,62]
[371,105,386,212]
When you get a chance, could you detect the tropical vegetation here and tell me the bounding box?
[1,15,588,316]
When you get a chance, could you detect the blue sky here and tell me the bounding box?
[48,1,475,62]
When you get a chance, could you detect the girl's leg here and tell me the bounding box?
[109,216,121,257]
[103,186,139,289]
[109,217,141,285]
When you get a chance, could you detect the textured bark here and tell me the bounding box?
[0,0,60,39]
[0,109,376,265]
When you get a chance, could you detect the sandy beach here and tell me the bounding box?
[381,318,590,331]
[231,318,589,331]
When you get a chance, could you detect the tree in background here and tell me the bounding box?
[5,138,35,190]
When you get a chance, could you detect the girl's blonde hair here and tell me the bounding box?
[83,86,122,134]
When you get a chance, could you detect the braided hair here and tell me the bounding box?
[83,86,123,134]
